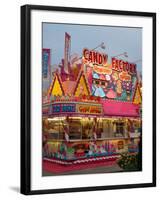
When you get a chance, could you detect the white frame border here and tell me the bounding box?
[30,9,153,191]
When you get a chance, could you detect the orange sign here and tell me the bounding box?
[93,65,112,75]
[119,71,131,81]
[77,104,102,115]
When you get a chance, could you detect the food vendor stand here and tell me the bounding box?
[42,49,142,165]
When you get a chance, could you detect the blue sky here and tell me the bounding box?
[42,23,142,73]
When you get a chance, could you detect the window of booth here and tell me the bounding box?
[132,119,142,132]
[43,117,132,141]
[101,119,114,138]
[82,118,94,139]
[48,121,59,139]
[68,118,82,140]
[58,119,66,140]
[113,119,127,137]
[128,118,142,137]
[95,118,103,138]
[47,118,65,140]
[42,118,65,140]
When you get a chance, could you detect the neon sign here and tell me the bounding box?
[42,49,50,79]
[83,48,108,65]
[53,103,76,113]
[77,104,102,115]
[93,65,112,75]
[112,57,136,74]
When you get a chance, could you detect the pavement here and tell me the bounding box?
[43,163,123,176]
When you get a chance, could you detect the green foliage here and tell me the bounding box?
[117,153,140,171]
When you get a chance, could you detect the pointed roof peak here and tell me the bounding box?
[73,70,91,97]
[132,81,142,104]
[48,72,64,97]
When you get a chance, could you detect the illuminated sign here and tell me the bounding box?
[42,49,50,79]
[93,65,112,75]
[112,57,136,74]
[53,103,76,113]
[83,48,108,65]
[51,103,102,115]
[77,104,102,115]
[119,71,131,81]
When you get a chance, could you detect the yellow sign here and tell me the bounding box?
[119,71,131,81]
[93,65,112,75]
[77,104,102,115]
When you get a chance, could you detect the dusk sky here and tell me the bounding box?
[42,23,142,73]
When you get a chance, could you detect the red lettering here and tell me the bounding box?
[99,54,103,64]
[114,59,119,71]
[119,60,123,71]
[103,54,107,64]
[92,51,98,63]
[112,57,116,70]
[83,48,108,65]
[83,48,89,60]
[89,51,92,62]
[125,62,129,72]
[112,58,136,74]
[123,62,126,71]
[132,64,137,74]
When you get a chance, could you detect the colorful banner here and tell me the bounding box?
[42,49,51,79]
[91,57,137,101]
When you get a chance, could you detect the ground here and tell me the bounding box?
[43,162,123,176]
